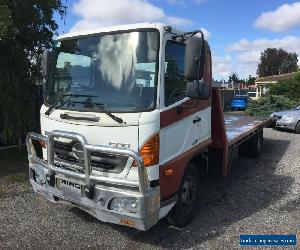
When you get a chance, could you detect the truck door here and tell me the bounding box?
[160,40,211,166]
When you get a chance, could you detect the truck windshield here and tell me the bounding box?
[45,30,158,112]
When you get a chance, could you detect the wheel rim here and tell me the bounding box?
[181,176,197,212]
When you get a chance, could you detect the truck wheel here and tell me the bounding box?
[248,132,262,158]
[295,121,300,134]
[167,163,200,227]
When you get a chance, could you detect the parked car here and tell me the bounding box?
[247,91,258,100]
[270,106,300,134]
[231,95,249,111]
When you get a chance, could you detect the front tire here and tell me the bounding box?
[295,121,300,134]
[167,163,200,227]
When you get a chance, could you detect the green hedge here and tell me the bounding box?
[246,95,299,117]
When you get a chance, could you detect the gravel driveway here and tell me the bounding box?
[0,128,299,249]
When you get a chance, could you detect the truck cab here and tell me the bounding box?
[27,22,270,231]
[27,23,212,230]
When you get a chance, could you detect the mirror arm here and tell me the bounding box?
[172,29,204,42]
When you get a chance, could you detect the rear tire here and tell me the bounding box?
[295,121,300,134]
[167,163,200,227]
[248,131,263,158]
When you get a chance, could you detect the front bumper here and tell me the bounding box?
[275,121,297,131]
[26,131,160,231]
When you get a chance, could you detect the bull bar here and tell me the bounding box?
[26,131,160,230]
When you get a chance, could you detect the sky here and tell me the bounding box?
[54,0,300,80]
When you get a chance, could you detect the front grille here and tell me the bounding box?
[53,140,128,174]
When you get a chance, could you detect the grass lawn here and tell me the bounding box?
[0,147,28,183]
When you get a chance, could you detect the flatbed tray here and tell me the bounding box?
[224,112,271,146]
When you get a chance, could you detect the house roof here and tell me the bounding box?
[255,71,298,84]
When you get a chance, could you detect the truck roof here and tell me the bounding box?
[57,22,183,41]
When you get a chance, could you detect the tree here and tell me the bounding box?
[246,76,256,85]
[228,73,239,83]
[0,3,12,39]
[0,0,66,145]
[257,48,298,77]
[268,72,300,102]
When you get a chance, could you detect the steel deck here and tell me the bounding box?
[224,112,271,146]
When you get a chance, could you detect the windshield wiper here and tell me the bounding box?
[100,106,126,124]
[82,99,126,125]
[45,94,125,124]
[45,94,97,116]
[73,96,126,124]
[60,103,125,124]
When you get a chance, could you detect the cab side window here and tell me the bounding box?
[164,41,186,106]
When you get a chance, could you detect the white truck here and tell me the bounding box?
[26,23,271,230]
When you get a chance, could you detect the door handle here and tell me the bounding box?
[193,117,201,123]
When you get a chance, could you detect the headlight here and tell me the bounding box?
[108,197,138,214]
[281,116,294,122]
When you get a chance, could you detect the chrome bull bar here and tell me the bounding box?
[26,130,149,195]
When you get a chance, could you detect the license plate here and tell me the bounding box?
[56,177,83,196]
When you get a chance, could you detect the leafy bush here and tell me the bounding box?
[246,95,299,117]
[268,72,300,102]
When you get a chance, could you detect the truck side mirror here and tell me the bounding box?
[184,36,204,81]
[186,81,211,100]
[41,49,52,78]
